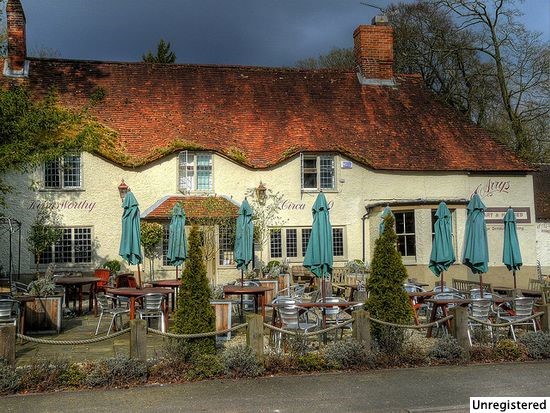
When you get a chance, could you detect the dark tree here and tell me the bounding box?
[365,214,412,353]
[142,39,177,63]
[173,225,216,358]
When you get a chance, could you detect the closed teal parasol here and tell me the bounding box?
[429,202,456,290]
[503,207,522,289]
[304,193,333,298]
[462,193,489,291]
[119,191,142,286]
[167,202,188,279]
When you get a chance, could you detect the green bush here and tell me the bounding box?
[263,352,298,373]
[297,352,327,371]
[173,226,216,359]
[222,345,264,378]
[163,338,192,362]
[324,340,374,369]
[284,332,310,357]
[17,357,69,392]
[365,214,412,354]
[0,361,19,394]
[84,355,147,387]
[519,332,550,359]
[187,353,225,380]
[397,342,428,367]
[148,358,188,383]
[58,363,87,387]
[429,336,465,362]
[493,339,525,361]
[470,345,494,363]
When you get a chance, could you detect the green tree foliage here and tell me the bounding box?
[26,209,63,275]
[142,39,177,63]
[0,87,104,206]
[140,222,163,279]
[296,47,355,70]
[365,214,412,353]
[173,225,216,358]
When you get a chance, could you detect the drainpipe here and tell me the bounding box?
[361,208,370,263]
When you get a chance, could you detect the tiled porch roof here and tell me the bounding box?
[141,195,239,220]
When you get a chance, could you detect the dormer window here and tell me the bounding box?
[301,154,335,191]
[44,154,82,189]
[178,151,213,192]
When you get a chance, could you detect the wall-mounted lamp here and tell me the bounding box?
[118,179,130,199]
[256,181,267,205]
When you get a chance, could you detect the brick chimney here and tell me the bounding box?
[353,15,394,85]
[4,0,29,77]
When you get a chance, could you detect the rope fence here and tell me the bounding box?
[15,328,131,345]
[147,323,248,339]
[467,312,544,328]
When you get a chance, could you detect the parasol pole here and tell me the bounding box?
[176,265,179,280]
[240,267,245,323]
[513,269,517,289]
[137,264,142,288]
[479,274,483,295]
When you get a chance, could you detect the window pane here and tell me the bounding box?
[404,211,415,233]
[395,212,405,233]
[196,154,212,190]
[320,156,334,189]
[63,155,81,187]
[44,159,61,189]
[39,246,53,264]
[332,228,344,256]
[179,152,194,191]
[303,158,317,169]
[405,235,416,257]
[74,228,92,263]
[397,235,406,256]
[54,229,72,263]
[218,225,235,265]
[301,228,311,257]
[286,229,297,258]
[303,173,317,189]
[270,229,282,258]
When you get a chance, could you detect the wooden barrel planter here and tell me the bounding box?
[24,293,63,334]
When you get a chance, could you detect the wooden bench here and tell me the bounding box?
[290,266,314,284]
[452,278,492,293]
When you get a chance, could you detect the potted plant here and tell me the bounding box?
[100,259,121,287]
[25,264,63,333]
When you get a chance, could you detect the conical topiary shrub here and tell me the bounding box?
[365,214,412,354]
[172,225,216,359]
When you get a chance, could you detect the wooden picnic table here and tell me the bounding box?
[150,279,181,310]
[55,276,100,315]
[105,287,172,325]
[407,291,436,325]
[223,285,273,319]
[425,298,472,338]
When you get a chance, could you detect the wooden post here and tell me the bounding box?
[449,306,470,360]
[352,309,371,349]
[130,319,147,361]
[537,304,550,333]
[0,325,16,368]
[246,314,264,361]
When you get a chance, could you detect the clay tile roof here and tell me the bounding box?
[0,57,532,172]
[533,164,550,221]
[142,195,239,220]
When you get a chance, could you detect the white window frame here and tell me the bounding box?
[178,151,213,193]
[269,226,346,262]
[300,153,336,191]
[38,226,93,267]
[394,210,416,262]
[43,154,83,190]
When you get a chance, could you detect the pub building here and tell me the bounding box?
[1,0,537,287]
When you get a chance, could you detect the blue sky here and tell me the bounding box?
[12,0,550,66]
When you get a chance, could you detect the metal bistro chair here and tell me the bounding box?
[95,293,130,335]
[496,297,537,341]
[321,296,354,340]
[0,298,19,328]
[467,298,492,345]
[273,298,319,352]
[136,293,166,332]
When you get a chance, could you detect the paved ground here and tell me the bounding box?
[3,361,550,412]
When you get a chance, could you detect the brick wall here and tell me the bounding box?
[7,0,27,73]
